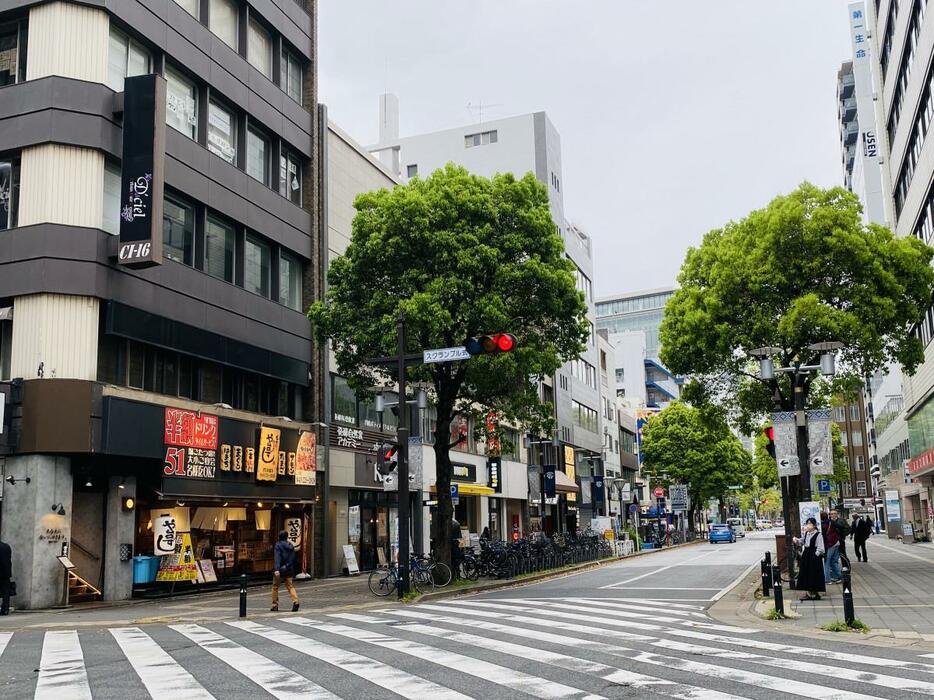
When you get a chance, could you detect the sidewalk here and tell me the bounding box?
[711,535,934,646]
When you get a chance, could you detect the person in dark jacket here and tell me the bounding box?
[821,511,842,584]
[0,538,11,615]
[853,515,872,562]
[795,517,826,601]
[271,530,299,612]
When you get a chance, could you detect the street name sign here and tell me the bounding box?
[423,347,470,363]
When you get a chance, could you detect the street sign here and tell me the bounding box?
[423,346,470,363]
[628,503,639,514]
[669,484,689,512]
[816,478,831,495]
[451,484,459,505]
[653,486,665,498]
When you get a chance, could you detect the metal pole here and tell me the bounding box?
[780,475,796,588]
[795,372,812,502]
[761,557,772,597]
[397,313,410,599]
[239,574,247,618]
[841,559,855,625]
[772,564,784,616]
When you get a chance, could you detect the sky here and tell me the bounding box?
[319,0,856,296]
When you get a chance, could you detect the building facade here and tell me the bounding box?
[833,396,873,504]
[0,0,319,608]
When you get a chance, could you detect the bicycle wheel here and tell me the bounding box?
[430,561,452,587]
[412,567,435,593]
[368,568,395,597]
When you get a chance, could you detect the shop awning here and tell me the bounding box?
[431,483,496,496]
[554,470,578,493]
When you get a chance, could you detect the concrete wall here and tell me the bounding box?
[0,454,73,609]
[26,1,109,83]
[70,490,104,590]
[103,476,136,601]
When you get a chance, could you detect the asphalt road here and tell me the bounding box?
[5,529,934,699]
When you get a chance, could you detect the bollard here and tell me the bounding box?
[841,563,855,626]
[761,558,772,598]
[765,550,772,567]
[239,574,248,618]
[772,565,784,616]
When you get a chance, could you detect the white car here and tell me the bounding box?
[756,519,772,530]
[726,518,745,537]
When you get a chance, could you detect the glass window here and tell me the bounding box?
[102,161,121,235]
[204,216,235,282]
[332,375,357,424]
[247,17,272,78]
[0,21,24,87]
[851,431,863,447]
[279,150,301,205]
[209,0,238,50]
[128,340,145,388]
[279,252,302,311]
[850,405,860,421]
[0,158,20,230]
[0,319,11,380]
[207,101,237,164]
[107,28,149,93]
[244,233,271,297]
[173,0,199,19]
[201,362,222,404]
[281,47,303,103]
[247,128,269,185]
[165,66,198,140]
[162,194,194,265]
[407,164,418,178]
[840,431,848,447]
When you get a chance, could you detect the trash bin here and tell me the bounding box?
[640,543,654,550]
[133,555,158,584]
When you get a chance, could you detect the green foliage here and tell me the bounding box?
[821,619,870,632]
[830,423,850,490]
[309,164,588,565]
[766,607,785,621]
[751,425,778,489]
[639,402,751,508]
[660,183,934,429]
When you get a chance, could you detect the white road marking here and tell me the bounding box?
[110,627,215,699]
[287,618,605,700]
[563,597,710,619]
[326,613,396,624]
[599,550,720,588]
[711,560,761,602]
[35,630,91,700]
[169,624,337,700]
[228,620,471,700]
[0,631,11,659]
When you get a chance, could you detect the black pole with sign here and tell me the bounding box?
[396,313,410,599]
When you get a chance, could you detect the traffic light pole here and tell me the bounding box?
[396,313,410,599]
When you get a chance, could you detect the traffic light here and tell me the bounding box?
[764,425,776,459]
[465,333,517,356]
[377,443,398,476]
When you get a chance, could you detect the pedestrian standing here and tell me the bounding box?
[830,509,849,561]
[0,538,11,615]
[794,518,826,601]
[821,511,842,584]
[854,514,872,562]
[270,530,300,613]
[874,517,881,535]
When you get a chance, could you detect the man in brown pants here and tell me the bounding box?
[271,530,300,612]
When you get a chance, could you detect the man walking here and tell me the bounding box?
[821,511,842,584]
[271,530,300,613]
[0,537,11,615]
[853,514,872,562]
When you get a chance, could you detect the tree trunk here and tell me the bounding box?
[433,416,454,570]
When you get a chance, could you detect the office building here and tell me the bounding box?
[0,0,318,608]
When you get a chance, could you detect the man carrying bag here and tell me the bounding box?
[271,530,300,613]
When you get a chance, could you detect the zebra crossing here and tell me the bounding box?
[3,597,934,698]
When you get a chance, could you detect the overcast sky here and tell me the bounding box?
[319,0,855,296]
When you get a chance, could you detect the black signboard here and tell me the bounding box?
[592,476,605,504]
[487,457,501,492]
[451,462,477,483]
[543,464,556,500]
[118,74,165,268]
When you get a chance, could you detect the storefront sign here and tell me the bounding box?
[342,544,360,575]
[452,462,477,483]
[348,505,361,542]
[295,431,316,486]
[487,457,501,492]
[163,408,220,479]
[543,464,556,500]
[197,559,218,583]
[907,447,934,478]
[156,532,198,582]
[153,512,179,555]
[257,427,281,481]
[284,517,302,547]
[885,490,901,522]
[118,74,165,268]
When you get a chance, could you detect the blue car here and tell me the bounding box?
[709,524,736,544]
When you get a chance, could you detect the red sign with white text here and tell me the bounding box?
[164,408,218,450]
[907,447,934,478]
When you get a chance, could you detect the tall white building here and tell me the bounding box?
[369,99,608,533]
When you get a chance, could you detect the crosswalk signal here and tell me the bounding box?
[764,425,776,459]
[377,443,398,476]
[465,333,517,356]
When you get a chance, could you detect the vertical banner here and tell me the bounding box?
[543,464,556,500]
[257,427,281,481]
[348,505,361,542]
[528,465,541,502]
[408,436,423,490]
[295,430,316,485]
[771,412,800,477]
[592,476,605,504]
[885,490,901,522]
[284,517,302,547]
[153,512,178,555]
[806,409,834,475]
[118,74,165,267]
[487,456,502,492]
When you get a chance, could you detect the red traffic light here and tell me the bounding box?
[466,333,517,356]
[764,426,775,441]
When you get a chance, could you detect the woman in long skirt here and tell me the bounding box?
[794,517,826,601]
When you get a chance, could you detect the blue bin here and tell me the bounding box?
[133,556,158,584]
[640,543,654,550]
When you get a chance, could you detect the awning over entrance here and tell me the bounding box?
[431,483,496,496]
[554,470,578,493]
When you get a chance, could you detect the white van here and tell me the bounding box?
[756,519,772,530]
[726,518,745,537]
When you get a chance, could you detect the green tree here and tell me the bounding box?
[751,425,778,489]
[309,164,588,569]
[639,402,751,529]
[660,183,934,527]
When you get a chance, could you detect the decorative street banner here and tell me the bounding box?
[257,427,281,481]
[806,409,834,475]
[295,430,316,486]
[408,436,423,491]
[156,532,198,582]
[771,412,800,477]
[592,476,605,504]
[284,517,302,547]
[527,466,541,502]
[543,464,556,500]
[118,74,165,267]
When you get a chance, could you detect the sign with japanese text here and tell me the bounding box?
[118,74,165,268]
[156,531,198,582]
[284,517,302,547]
[487,456,501,492]
[669,484,689,512]
[257,427,281,481]
[153,512,179,555]
[163,408,220,479]
[295,430,316,486]
[423,346,470,363]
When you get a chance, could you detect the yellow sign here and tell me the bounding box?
[564,446,575,468]
[156,532,198,582]
[257,427,281,481]
[565,461,576,502]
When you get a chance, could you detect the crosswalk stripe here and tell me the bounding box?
[326,613,396,624]
[614,599,707,610]
[110,627,215,699]
[652,637,934,695]
[35,630,91,700]
[381,610,752,700]
[563,597,710,619]
[169,624,337,700]
[227,620,472,700]
[286,618,605,700]
[0,631,11,659]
